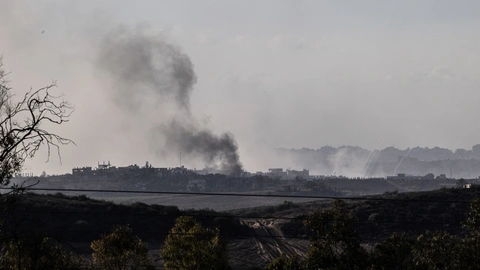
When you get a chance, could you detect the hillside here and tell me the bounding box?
[230,186,480,242]
[2,186,480,268]
[0,192,248,244]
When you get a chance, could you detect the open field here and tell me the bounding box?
[86,193,316,211]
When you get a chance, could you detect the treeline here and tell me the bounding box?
[0,191,246,269]
[0,192,247,243]
[0,216,228,269]
[265,199,480,270]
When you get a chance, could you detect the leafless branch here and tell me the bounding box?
[0,57,74,186]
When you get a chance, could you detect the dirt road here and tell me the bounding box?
[228,219,308,268]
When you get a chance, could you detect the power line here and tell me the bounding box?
[3,187,478,204]
[0,189,472,237]
[1,187,475,236]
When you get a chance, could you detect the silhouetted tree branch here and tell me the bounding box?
[0,56,74,186]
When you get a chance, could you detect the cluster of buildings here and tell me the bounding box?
[386,173,449,181]
[71,162,314,181]
[256,168,310,180]
[69,161,465,182]
[71,161,192,178]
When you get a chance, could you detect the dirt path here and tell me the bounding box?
[228,219,308,268]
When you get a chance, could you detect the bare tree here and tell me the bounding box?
[0,56,74,186]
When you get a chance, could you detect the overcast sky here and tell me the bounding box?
[1,0,480,174]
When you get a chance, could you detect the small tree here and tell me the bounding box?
[463,198,480,232]
[91,225,153,270]
[161,216,230,270]
[456,198,480,269]
[0,236,85,270]
[304,199,368,270]
[370,232,415,270]
[412,231,460,270]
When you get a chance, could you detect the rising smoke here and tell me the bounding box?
[162,119,242,174]
[95,25,243,175]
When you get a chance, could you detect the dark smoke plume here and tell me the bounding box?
[162,120,242,175]
[96,25,243,175]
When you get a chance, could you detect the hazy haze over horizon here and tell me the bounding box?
[1,0,480,175]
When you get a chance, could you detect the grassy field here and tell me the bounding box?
[87,192,316,211]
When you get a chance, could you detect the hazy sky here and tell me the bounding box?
[1,0,480,174]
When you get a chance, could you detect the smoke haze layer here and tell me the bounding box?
[279,144,480,178]
[95,25,243,174]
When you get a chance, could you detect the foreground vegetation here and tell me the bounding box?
[266,197,480,270]
[1,187,480,269]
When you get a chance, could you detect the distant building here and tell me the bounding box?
[72,166,93,176]
[263,168,310,180]
[463,183,472,189]
[287,169,309,179]
[268,168,284,174]
[268,168,288,179]
[387,173,435,180]
[97,161,112,170]
[14,172,35,178]
[72,161,171,177]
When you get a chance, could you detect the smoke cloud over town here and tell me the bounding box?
[2,1,480,177]
[95,26,242,174]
